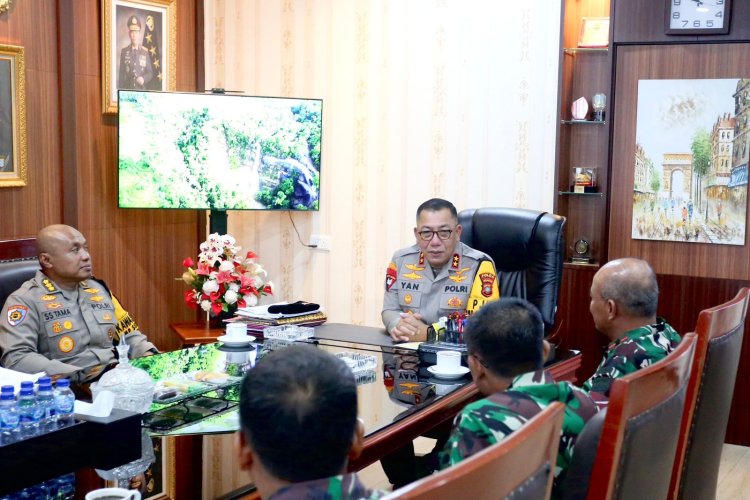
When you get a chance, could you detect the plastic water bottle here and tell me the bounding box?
[54,379,75,428]
[36,377,57,433]
[0,384,20,445]
[17,381,42,439]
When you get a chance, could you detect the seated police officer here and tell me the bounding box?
[236,344,384,500]
[0,224,156,382]
[382,198,500,342]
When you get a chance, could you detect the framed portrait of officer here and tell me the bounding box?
[102,0,176,114]
[0,44,26,188]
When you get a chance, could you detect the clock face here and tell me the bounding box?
[666,0,731,35]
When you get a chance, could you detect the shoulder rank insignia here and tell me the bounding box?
[40,295,56,301]
[42,279,57,292]
[449,267,470,283]
[7,305,28,326]
[385,262,397,291]
[418,252,425,266]
[451,253,460,269]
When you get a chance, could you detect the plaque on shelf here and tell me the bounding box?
[571,97,589,120]
[578,17,610,48]
[571,167,598,193]
[571,238,593,264]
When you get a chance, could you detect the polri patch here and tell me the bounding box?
[480,272,496,297]
[385,262,397,291]
[7,305,28,326]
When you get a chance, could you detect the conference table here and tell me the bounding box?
[157,322,581,497]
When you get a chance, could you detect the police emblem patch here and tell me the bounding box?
[58,336,74,353]
[7,305,28,326]
[385,262,397,291]
[480,272,496,297]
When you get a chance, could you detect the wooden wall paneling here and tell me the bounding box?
[614,0,750,44]
[655,274,750,445]
[608,44,750,280]
[555,266,607,382]
[0,0,61,239]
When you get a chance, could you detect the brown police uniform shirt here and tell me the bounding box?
[381,242,500,333]
[0,271,155,378]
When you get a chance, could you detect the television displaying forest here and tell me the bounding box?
[118,91,322,210]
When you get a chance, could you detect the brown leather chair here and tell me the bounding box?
[383,401,565,500]
[583,333,697,500]
[668,288,750,500]
[0,238,39,310]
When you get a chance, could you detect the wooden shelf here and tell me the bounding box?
[563,47,609,55]
[561,119,607,125]
[559,191,605,197]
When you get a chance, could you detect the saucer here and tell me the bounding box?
[217,334,256,346]
[427,365,470,380]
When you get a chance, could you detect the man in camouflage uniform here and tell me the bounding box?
[236,344,384,500]
[382,198,500,342]
[0,225,156,382]
[440,298,598,496]
[583,258,681,401]
[117,15,153,90]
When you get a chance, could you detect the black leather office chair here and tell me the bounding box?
[0,238,40,310]
[458,208,565,335]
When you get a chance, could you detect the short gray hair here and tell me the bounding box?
[600,259,659,318]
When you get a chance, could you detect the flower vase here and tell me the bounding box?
[208,305,238,328]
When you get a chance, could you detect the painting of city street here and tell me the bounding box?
[633,79,750,246]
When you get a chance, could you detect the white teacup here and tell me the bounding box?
[225,323,247,339]
[85,488,141,500]
[436,350,462,372]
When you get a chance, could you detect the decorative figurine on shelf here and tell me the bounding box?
[571,96,589,120]
[592,93,606,122]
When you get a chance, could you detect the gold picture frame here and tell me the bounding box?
[578,17,610,48]
[0,44,26,188]
[102,0,176,114]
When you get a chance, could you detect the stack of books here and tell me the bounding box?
[230,302,327,336]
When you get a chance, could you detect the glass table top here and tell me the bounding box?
[132,339,471,437]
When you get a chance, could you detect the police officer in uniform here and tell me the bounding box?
[382,198,500,342]
[118,15,153,90]
[0,224,156,382]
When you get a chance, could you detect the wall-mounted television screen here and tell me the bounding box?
[118,90,322,211]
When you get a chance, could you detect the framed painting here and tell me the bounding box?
[0,44,26,188]
[632,78,750,246]
[102,0,176,114]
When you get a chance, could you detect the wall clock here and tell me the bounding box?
[665,0,732,35]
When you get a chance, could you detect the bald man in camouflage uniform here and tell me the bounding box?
[584,258,681,401]
[439,299,598,496]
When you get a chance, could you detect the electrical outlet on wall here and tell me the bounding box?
[310,234,331,251]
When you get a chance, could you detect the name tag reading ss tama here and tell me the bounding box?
[43,309,72,321]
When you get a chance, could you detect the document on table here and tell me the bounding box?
[0,367,44,392]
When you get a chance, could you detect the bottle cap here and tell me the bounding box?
[1,385,13,393]
[56,379,70,388]
[37,376,51,385]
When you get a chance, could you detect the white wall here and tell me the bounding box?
[203,0,561,328]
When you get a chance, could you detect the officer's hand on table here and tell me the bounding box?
[390,312,428,342]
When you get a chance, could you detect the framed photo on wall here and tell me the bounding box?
[0,44,27,188]
[102,0,176,114]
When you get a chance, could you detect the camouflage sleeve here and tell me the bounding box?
[439,403,523,469]
[583,342,641,395]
